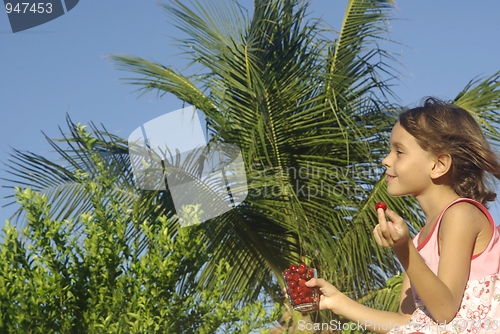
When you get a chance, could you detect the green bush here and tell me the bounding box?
[0,174,280,333]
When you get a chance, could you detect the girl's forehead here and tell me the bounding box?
[390,122,407,139]
[390,123,416,146]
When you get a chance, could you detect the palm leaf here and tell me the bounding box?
[453,71,500,146]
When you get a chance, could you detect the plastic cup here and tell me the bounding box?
[283,264,319,312]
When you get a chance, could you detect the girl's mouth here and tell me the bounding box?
[386,174,396,181]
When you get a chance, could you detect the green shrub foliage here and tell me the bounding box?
[0,148,279,333]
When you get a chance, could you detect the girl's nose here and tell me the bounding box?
[381,154,390,168]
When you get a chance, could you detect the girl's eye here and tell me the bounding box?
[396,151,403,155]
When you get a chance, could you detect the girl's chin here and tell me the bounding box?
[387,189,410,197]
[386,185,406,197]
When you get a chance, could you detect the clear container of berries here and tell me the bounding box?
[283,263,319,312]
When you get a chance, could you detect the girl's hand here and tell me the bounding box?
[373,208,410,248]
[304,278,342,311]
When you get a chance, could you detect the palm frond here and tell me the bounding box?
[453,71,500,146]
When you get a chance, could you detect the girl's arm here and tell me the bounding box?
[305,275,413,334]
[375,204,487,323]
[398,272,415,316]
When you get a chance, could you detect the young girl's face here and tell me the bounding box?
[382,122,436,197]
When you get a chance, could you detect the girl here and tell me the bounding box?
[307,97,500,333]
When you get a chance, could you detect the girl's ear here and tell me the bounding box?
[430,153,452,179]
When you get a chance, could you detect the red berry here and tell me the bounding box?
[307,268,315,278]
[290,292,299,300]
[288,281,297,288]
[294,297,302,305]
[298,266,306,274]
[302,286,311,295]
[292,272,300,281]
[285,274,293,282]
[375,202,387,211]
[290,264,298,272]
[303,296,312,303]
[283,269,291,276]
[298,279,307,287]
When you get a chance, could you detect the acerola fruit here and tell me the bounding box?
[283,263,319,311]
[375,202,387,211]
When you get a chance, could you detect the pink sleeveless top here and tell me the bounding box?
[390,198,500,334]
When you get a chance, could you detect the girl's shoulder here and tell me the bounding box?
[415,198,500,278]
[416,198,492,251]
[440,198,493,226]
[439,198,497,260]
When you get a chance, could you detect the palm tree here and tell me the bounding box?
[110,0,404,302]
[108,0,500,324]
[4,0,500,330]
[110,0,406,304]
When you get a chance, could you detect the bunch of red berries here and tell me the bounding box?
[283,263,318,311]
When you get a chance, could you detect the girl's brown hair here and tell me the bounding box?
[399,97,500,205]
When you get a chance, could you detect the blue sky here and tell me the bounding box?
[1,0,500,225]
